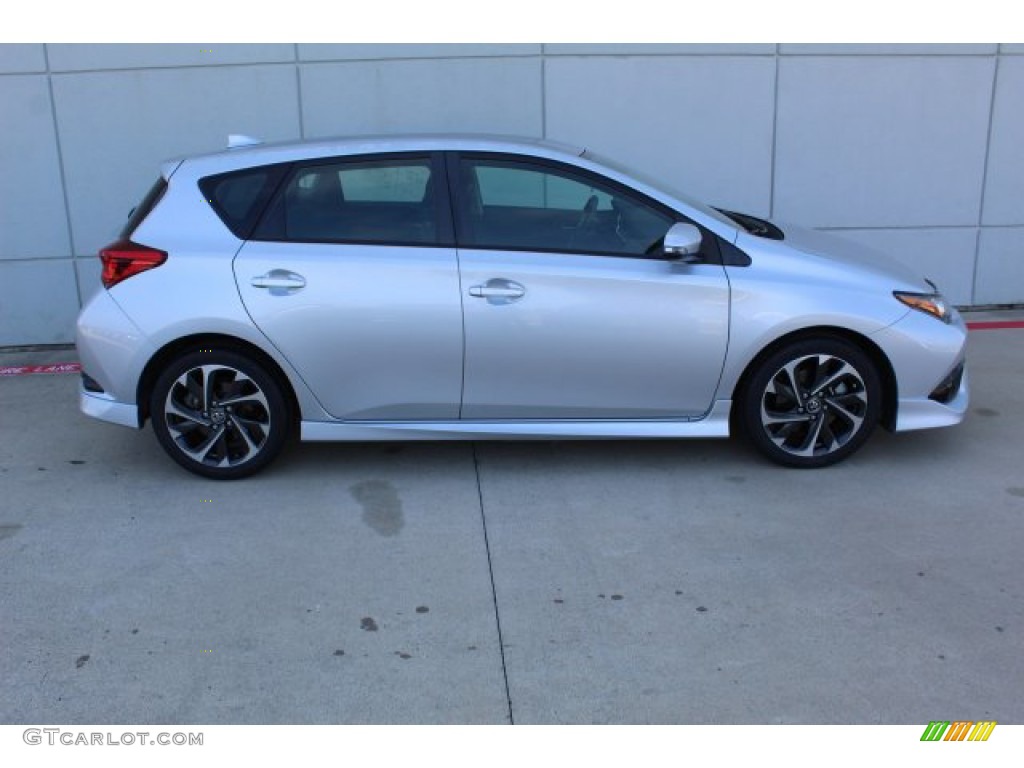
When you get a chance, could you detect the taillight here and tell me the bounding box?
[99,238,167,289]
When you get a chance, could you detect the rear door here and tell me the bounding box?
[232,153,464,420]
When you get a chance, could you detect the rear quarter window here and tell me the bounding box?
[199,164,290,239]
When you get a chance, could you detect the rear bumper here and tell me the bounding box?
[80,388,141,429]
[75,288,153,425]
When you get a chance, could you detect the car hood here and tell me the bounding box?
[764,221,933,293]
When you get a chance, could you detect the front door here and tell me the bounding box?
[452,154,730,420]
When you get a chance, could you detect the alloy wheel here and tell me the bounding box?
[163,364,272,468]
[759,353,870,459]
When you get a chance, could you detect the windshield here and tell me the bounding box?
[581,149,739,229]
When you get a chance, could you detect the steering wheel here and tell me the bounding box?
[567,194,600,249]
[576,194,599,230]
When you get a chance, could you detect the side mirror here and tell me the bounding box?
[663,222,703,262]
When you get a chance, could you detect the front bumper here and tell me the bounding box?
[872,307,969,433]
[894,366,969,431]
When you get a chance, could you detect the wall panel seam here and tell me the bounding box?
[972,52,1002,303]
[294,43,305,140]
[42,44,81,307]
[768,45,780,219]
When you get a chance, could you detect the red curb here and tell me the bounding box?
[0,363,82,377]
[966,320,1024,331]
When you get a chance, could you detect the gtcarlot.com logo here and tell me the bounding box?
[920,721,997,742]
[23,728,203,746]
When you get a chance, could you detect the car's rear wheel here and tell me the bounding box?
[740,337,881,468]
[150,349,290,479]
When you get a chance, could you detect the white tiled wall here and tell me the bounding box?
[976,228,1024,305]
[46,43,296,71]
[0,260,80,345]
[545,55,776,216]
[300,57,543,138]
[1,43,1021,345]
[982,56,1024,226]
[825,228,979,307]
[778,44,998,55]
[0,44,46,73]
[52,65,301,256]
[0,76,70,260]
[773,56,994,228]
[297,44,541,61]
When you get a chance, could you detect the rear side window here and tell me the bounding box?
[338,164,431,202]
[253,156,438,245]
[199,165,289,239]
[120,177,167,238]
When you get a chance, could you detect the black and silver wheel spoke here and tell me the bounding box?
[180,426,227,465]
[793,412,828,456]
[768,361,807,408]
[184,370,205,409]
[228,414,263,454]
[165,400,210,427]
[217,389,268,411]
[824,394,865,432]
[810,361,857,396]
[762,409,814,426]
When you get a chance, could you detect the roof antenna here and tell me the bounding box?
[227,134,262,149]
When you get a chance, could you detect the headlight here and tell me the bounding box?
[894,283,953,324]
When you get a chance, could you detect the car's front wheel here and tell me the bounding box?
[739,337,881,468]
[150,349,290,479]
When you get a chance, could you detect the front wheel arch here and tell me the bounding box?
[731,327,898,435]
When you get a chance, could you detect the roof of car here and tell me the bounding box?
[169,133,586,176]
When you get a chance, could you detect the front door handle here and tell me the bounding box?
[468,279,526,304]
[250,269,306,294]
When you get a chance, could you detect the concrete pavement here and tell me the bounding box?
[1,317,1022,723]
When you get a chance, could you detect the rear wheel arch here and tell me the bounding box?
[731,326,898,434]
[137,334,300,430]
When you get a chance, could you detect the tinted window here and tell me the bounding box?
[457,158,674,257]
[200,165,289,239]
[339,164,431,202]
[254,157,437,245]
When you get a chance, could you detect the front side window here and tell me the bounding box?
[254,156,437,245]
[456,157,675,257]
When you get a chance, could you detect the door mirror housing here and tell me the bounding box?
[663,222,703,262]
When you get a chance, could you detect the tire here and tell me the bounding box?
[149,348,290,479]
[739,337,881,468]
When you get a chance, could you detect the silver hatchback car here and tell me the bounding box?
[76,134,968,479]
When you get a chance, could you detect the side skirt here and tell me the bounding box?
[301,401,733,442]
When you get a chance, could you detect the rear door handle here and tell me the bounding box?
[469,279,526,304]
[250,269,306,293]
